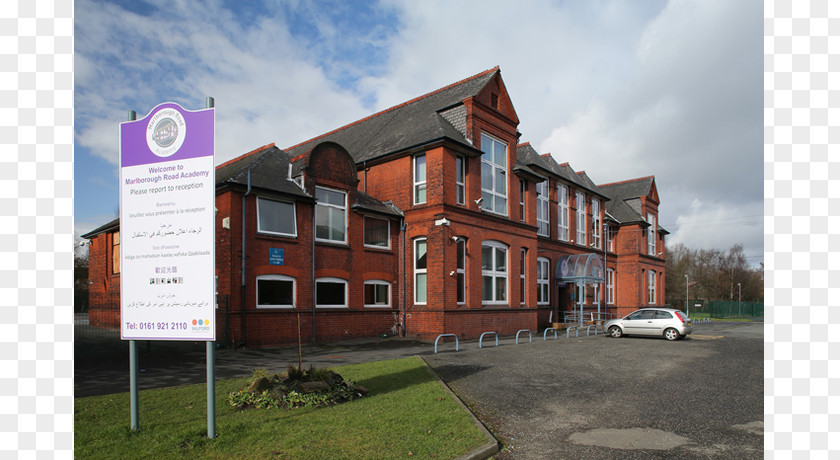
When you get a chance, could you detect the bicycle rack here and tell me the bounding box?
[566,326,579,338]
[586,325,598,336]
[478,332,498,349]
[543,328,558,340]
[434,334,459,353]
[516,329,532,344]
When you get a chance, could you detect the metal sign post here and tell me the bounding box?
[119,99,215,436]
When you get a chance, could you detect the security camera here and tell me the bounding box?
[451,236,460,242]
[474,197,483,205]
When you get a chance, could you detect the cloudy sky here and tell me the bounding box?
[74,0,763,266]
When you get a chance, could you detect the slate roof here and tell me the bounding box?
[216,144,311,199]
[597,176,658,227]
[352,192,404,218]
[598,176,655,203]
[286,67,500,173]
[81,218,119,239]
[514,143,607,199]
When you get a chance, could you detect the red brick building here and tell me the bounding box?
[82,67,668,346]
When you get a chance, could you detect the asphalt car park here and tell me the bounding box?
[76,320,763,458]
[424,321,764,459]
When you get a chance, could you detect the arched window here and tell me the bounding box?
[316,277,347,308]
[256,274,295,309]
[364,280,390,307]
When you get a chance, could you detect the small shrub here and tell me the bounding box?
[227,367,363,410]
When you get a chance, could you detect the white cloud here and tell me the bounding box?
[74,0,372,166]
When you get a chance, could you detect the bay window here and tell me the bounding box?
[257,197,297,237]
[364,216,389,248]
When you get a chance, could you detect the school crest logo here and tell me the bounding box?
[146,107,187,157]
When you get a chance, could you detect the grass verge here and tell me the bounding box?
[75,356,487,459]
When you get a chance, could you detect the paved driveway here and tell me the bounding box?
[423,322,764,459]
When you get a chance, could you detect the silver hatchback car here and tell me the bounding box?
[604,308,692,341]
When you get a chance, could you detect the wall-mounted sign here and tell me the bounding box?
[119,102,215,341]
[269,248,285,265]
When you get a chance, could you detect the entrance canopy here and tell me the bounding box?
[555,253,604,285]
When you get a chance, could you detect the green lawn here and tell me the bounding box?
[75,357,488,459]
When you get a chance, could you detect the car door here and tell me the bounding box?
[622,310,655,336]
[650,310,674,335]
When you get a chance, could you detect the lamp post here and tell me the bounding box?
[684,273,689,318]
[738,282,741,318]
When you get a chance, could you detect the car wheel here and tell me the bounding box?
[609,326,623,338]
[664,328,680,341]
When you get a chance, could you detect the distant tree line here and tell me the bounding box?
[665,243,763,306]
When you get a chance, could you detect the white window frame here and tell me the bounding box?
[256,274,296,309]
[520,248,526,305]
[647,213,656,256]
[648,270,656,304]
[414,154,427,205]
[364,280,391,308]
[592,199,601,249]
[606,268,615,305]
[456,155,465,205]
[607,226,614,252]
[519,179,526,222]
[536,180,549,237]
[593,283,600,307]
[315,277,348,308]
[576,191,587,245]
[257,197,297,237]
[480,133,508,216]
[363,215,390,249]
[557,184,569,242]
[414,238,427,304]
[537,257,550,305]
[481,240,508,304]
[315,186,347,244]
[457,238,466,304]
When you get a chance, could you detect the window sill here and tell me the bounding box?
[315,240,350,248]
[363,245,392,252]
[256,232,298,241]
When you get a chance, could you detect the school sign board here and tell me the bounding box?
[119,102,215,341]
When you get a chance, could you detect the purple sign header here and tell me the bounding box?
[120,102,214,168]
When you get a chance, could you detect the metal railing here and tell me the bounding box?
[543,328,558,340]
